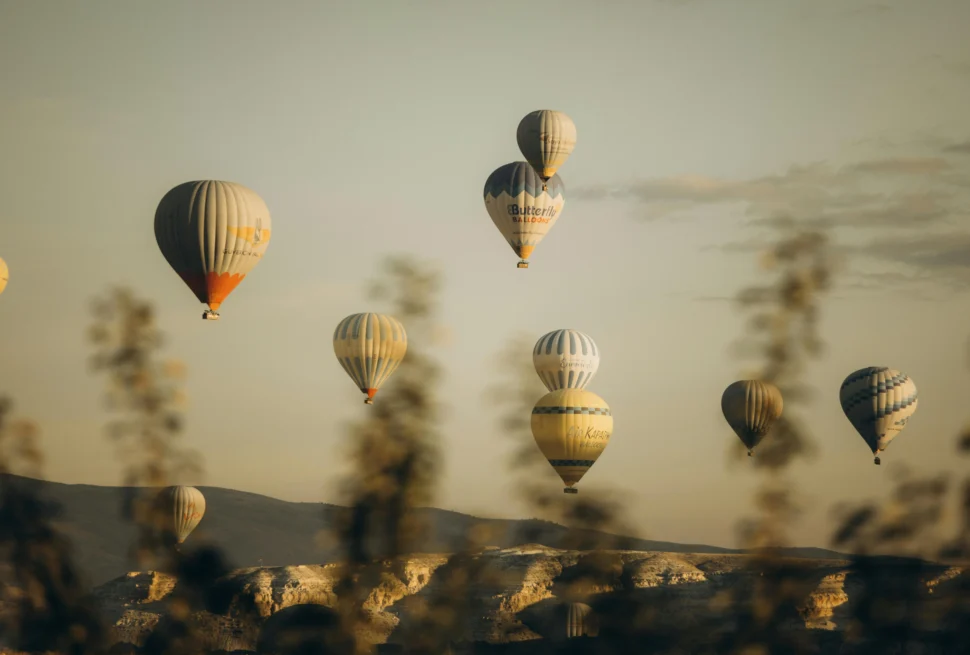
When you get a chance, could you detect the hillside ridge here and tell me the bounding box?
[0,473,846,586]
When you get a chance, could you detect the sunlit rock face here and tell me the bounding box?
[78,547,964,651]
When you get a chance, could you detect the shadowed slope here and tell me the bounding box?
[1,474,845,586]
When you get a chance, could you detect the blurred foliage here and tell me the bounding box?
[0,236,967,654]
[0,399,106,655]
[89,288,201,569]
[88,289,250,655]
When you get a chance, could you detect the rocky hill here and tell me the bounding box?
[1,474,844,587]
[88,546,965,653]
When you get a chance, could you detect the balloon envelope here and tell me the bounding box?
[154,180,272,315]
[0,257,7,296]
[721,380,783,455]
[516,110,577,181]
[333,312,407,404]
[839,367,917,462]
[564,602,597,639]
[156,485,205,544]
[531,389,612,492]
[483,162,565,268]
[533,329,600,392]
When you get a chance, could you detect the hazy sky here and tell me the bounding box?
[2,0,969,550]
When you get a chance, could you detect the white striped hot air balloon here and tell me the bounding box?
[531,389,613,494]
[533,329,600,392]
[154,180,272,321]
[333,312,407,405]
[839,367,918,465]
[516,110,577,182]
[564,602,598,639]
[156,485,206,545]
[721,380,784,456]
[483,162,565,269]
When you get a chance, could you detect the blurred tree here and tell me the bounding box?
[0,398,107,655]
[329,255,446,654]
[89,287,201,569]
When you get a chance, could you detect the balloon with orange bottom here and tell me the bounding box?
[0,256,8,297]
[333,312,408,405]
[531,388,613,494]
[154,180,272,320]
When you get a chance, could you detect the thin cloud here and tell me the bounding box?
[823,192,952,229]
[943,140,970,155]
[845,233,970,289]
[847,157,951,175]
[862,233,970,272]
[575,148,970,293]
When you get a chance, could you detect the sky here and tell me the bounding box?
[1,0,969,550]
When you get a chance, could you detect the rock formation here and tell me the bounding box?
[83,545,966,652]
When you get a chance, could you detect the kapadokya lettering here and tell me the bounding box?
[559,359,596,370]
[566,425,611,441]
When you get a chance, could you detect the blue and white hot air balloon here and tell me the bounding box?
[483,162,565,269]
[839,367,918,465]
[533,329,600,392]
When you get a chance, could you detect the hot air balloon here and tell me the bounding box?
[333,312,407,405]
[533,329,600,392]
[483,162,565,269]
[516,110,577,183]
[154,180,272,321]
[721,380,784,456]
[0,257,8,297]
[563,602,598,639]
[155,485,205,545]
[839,367,918,465]
[531,389,613,494]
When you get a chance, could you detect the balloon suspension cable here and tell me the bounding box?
[564,487,578,495]
[517,261,529,269]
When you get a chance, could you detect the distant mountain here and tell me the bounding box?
[0,474,846,586]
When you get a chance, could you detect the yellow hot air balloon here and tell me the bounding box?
[156,485,206,545]
[531,389,613,494]
[516,110,577,182]
[0,257,8,297]
[333,312,407,405]
[839,366,918,465]
[154,180,272,321]
[721,380,784,456]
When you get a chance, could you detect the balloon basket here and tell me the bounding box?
[517,261,529,269]
[874,456,881,465]
[747,451,753,457]
[364,398,374,405]
[564,487,578,495]
[202,310,221,321]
